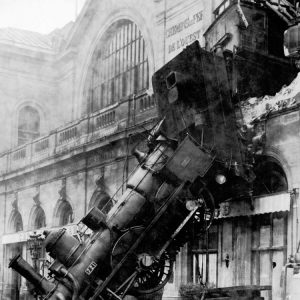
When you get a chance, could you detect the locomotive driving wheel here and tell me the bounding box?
[110,227,174,296]
[132,251,173,294]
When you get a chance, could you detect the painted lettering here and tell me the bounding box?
[168,43,175,53]
[166,11,203,39]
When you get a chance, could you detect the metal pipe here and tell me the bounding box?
[59,267,79,300]
[9,254,55,295]
[282,263,293,299]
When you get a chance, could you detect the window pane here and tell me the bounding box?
[272,250,284,300]
[253,232,259,249]
[209,253,217,287]
[193,254,207,283]
[59,202,73,226]
[196,224,218,251]
[208,225,218,250]
[193,253,217,287]
[18,106,40,145]
[260,252,271,285]
[260,225,271,248]
[273,216,284,247]
[251,251,259,285]
[88,20,149,112]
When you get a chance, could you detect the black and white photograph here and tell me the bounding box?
[0,1,299,300]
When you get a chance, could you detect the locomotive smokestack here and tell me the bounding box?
[9,254,55,294]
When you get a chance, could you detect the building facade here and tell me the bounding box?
[0,0,299,299]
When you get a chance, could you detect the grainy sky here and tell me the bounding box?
[0,0,86,34]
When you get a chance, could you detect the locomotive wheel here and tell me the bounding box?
[132,251,173,294]
[111,227,174,295]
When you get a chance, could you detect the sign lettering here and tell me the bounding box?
[165,8,204,60]
[166,11,203,38]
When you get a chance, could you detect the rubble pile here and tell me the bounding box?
[240,72,300,124]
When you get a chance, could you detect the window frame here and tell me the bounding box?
[251,213,288,300]
[17,105,40,146]
[191,223,219,287]
[88,20,149,113]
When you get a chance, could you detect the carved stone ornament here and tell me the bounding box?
[33,186,41,206]
[12,193,18,210]
[95,175,105,189]
[95,167,105,189]
[58,178,67,201]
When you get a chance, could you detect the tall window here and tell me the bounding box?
[253,158,288,196]
[32,207,46,230]
[240,12,267,54]
[192,224,218,287]
[251,213,287,300]
[9,210,23,233]
[87,20,149,112]
[18,106,40,145]
[89,190,112,214]
[57,201,73,226]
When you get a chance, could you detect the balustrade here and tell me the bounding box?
[10,146,28,171]
[58,126,78,145]
[0,92,156,175]
[139,94,155,112]
[95,110,116,129]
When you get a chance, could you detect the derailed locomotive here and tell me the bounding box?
[9,41,255,300]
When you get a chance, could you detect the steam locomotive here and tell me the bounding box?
[9,41,254,300]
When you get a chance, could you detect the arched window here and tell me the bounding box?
[18,106,40,145]
[56,201,73,226]
[87,20,149,112]
[8,210,23,233]
[30,206,46,230]
[253,157,288,196]
[89,190,112,214]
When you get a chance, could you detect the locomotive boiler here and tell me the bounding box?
[9,41,254,300]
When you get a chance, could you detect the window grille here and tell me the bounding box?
[9,211,23,233]
[59,201,73,226]
[18,106,40,145]
[88,20,149,112]
[192,224,218,287]
[33,207,46,229]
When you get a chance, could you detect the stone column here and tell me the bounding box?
[19,243,31,300]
